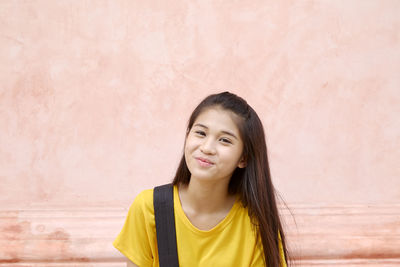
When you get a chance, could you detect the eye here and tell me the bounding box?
[220,138,232,144]
[195,130,206,136]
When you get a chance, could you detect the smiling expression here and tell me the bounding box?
[184,107,246,183]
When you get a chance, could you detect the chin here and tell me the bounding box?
[188,171,215,181]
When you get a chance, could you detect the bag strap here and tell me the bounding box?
[153,183,179,267]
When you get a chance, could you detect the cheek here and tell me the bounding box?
[184,136,195,158]
[184,135,198,151]
[221,147,243,164]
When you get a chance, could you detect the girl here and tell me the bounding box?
[114,92,290,266]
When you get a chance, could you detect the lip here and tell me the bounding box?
[195,157,215,165]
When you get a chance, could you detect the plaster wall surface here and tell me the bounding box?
[0,0,399,265]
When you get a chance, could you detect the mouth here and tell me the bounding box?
[195,157,215,166]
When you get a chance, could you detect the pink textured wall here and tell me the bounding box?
[0,0,399,265]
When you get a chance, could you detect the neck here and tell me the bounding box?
[178,177,236,214]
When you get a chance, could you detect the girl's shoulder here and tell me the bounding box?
[134,188,154,202]
[128,188,155,216]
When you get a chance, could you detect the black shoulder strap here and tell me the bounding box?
[153,183,179,267]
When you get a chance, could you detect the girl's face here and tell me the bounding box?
[184,107,246,184]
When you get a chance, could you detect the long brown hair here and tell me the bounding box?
[172,91,290,267]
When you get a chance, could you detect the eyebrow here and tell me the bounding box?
[193,123,238,140]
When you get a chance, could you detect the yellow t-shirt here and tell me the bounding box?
[113,185,286,267]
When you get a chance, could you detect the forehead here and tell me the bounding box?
[193,108,241,134]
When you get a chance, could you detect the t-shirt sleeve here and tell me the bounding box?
[250,231,287,266]
[279,231,287,267]
[113,190,155,266]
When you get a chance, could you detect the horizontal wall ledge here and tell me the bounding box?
[0,264,125,267]
[0,204,399,263]
[298,258,400,266]
[280,204,400,261]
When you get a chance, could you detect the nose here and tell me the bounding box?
[200,137,216,154]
